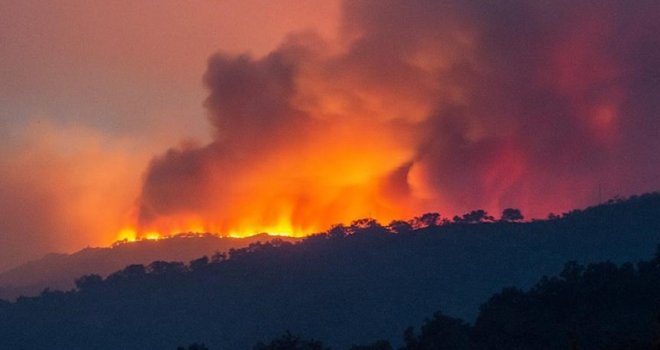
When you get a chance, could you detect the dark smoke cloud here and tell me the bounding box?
[137,44,319,226]
[138,0,660,231]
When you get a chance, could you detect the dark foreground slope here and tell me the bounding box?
[259,250,660,350]
[0,193,658,350]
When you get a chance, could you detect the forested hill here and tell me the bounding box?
[0,193,659,350]
[258,249,660,349]
[0,233,299,300]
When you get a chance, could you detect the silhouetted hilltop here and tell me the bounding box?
[0,193,658,349]
[0,233,298,300]
[314,248,660,350]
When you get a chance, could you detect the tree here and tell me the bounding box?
[148,261,185,274]
[350,218,380,231]
[413,212,441,229]
[189,256,209,271]
[547,213,561,220]
[211,251,227,263]
[387,220,413,234]
[121,264,147,278]
[456,210,494,224]
[253,331,327,350]
[327,224,349,239]
[500,208,524,222]
[402,311,471,350]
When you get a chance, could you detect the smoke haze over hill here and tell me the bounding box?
[137,0,660,238]
[1,193,659,349]
[1,0,659,271]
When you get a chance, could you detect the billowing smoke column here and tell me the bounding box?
[136,0,660,236]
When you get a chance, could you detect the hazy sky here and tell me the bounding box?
[1,0,659,272]
[0,0,340,270]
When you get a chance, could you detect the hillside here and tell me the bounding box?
[0,193,658,349]
[258,250,660,350]
[0,233,298,300]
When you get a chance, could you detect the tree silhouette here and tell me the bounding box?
[401,311,470,350]
[454,209,494,224]
[189,256,209,271]
[211,251,227,263]
[500,208,524,222]
[387,220,413,234]
[0,193,658,350]
[327,224,349,239]
[350,218,381,231]
[148,260,185,274]
[253,331,327,350]
[412,212,441,229]
[422,212,442,227]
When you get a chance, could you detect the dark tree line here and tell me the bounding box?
[251,248,660,349]
[0,193,658,350]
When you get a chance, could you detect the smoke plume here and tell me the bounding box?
[136,0,660,236]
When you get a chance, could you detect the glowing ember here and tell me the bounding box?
[117,228,138,242]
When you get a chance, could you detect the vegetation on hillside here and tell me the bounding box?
[0,193,658,349]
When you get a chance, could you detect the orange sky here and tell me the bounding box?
[1,0,659,272]
[0,0,341,270]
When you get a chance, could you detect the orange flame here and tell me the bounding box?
[118,127,426,242]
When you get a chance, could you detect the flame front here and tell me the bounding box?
[121,1,657,242]
[122,129,422,240]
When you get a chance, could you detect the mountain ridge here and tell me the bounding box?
[0,193,659,349]
[0,233,298,300]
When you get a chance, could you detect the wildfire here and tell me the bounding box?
[116,228,138,242]
[124,119,427,243]
[115,227,164,243]
[113,0,642,247]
